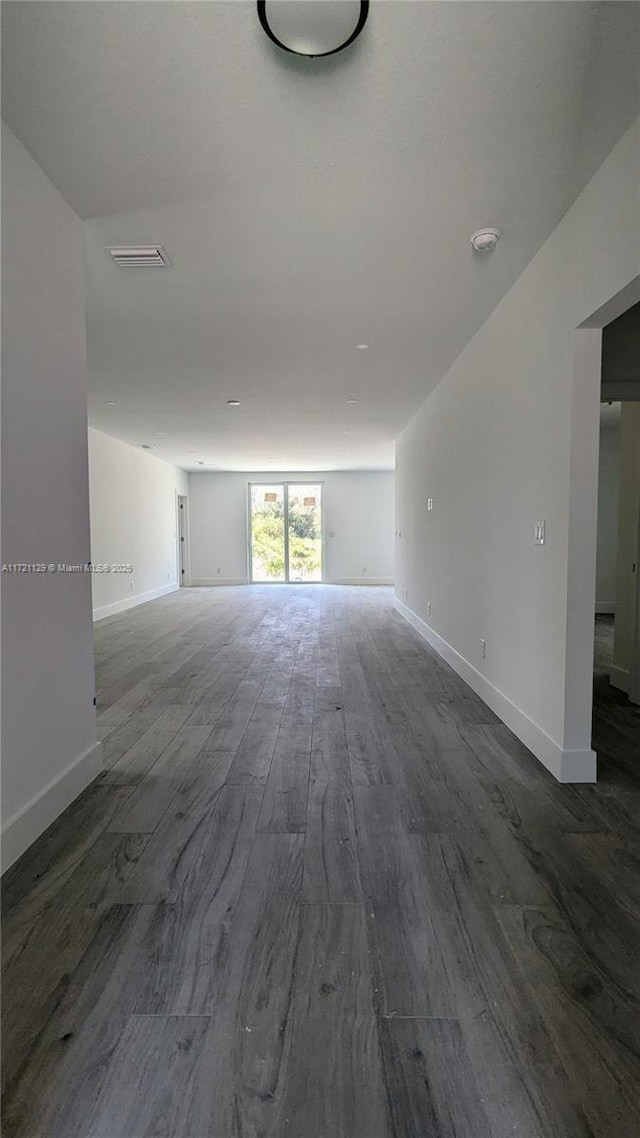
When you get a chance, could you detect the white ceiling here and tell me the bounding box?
[3,2,639,472]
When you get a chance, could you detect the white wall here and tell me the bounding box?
[188,471,394,585]
[1,125,100,869]
[88,429,188,620]
[395,119,640,782]
[595,420,620,613]
[612,403,640,694]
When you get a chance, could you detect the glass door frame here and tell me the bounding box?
[247,481,324,584]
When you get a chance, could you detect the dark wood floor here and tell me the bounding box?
[2,587,640,1137]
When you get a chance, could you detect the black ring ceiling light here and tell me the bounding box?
[257,1,369,59]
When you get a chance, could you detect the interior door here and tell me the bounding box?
[177,495,188,586]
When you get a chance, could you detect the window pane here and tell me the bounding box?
[287,484,322,582]
[250,484,285,581]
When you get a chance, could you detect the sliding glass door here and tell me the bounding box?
[249,483,286,582]
[249,482,322,582]
[287,484,322,581]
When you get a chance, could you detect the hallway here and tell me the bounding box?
[2,586,640,1136]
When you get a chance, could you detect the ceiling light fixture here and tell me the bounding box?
[470,228,500,253]
[105,401,118,406]
[227,399,241,407]
[346,398,359,404]
[356,343,369,350]
[257,0,369,58]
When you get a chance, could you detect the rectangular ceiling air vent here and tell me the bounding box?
[106,246,171,268]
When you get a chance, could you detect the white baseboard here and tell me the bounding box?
[609,665,630,694]
[394,598,596,784]
[595,602,616,615]
[93,583,179,621]
[1,741,103,872]
[188,578,394,587]
[189,578,248,587]
[330,578,394,586]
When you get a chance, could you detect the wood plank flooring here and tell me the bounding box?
[2,586,640,1137]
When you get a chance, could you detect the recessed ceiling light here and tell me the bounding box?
[346,398,359,404]
[105,400,118,406]
[356,343,369,350]
[227,399,241,407]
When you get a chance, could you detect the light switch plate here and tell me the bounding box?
[534,521,546,545]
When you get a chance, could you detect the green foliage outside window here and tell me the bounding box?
[251,497,321,581]
[251,504,285,579]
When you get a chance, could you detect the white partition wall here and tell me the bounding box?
[88,429,188,620]
[1,125,99,869]
[395,120,640,783]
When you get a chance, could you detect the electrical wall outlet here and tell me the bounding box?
[426,497,434,511]
[216,567,221,575]
[427,601,431,616]
[480,638,486,659]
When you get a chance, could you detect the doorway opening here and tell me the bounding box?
[590,302,640,780]
[249,482,323,583]
[566,277,640,782]
[596,303,640,707]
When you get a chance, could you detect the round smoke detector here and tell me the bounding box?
[470,228,500,253]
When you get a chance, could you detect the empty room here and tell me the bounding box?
[1,2,640,1136]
